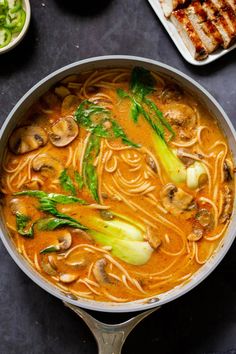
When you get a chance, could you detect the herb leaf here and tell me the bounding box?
[14,191,86,205]
[74,171,84,190]
[59,169,76,196]
[144,97,175,139]
[37,217,84,231]
[130,67,155,100]
[14,190,87,230]
[75,100,138,147]
[39,198,87,229]
[16,212,34,238]
[83,134,100,202]
[117,67,175,142]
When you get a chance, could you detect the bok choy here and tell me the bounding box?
[14,189,153,265]
[15,213,34,238]
[117,67,207,187]
[14,190,87,230]
[87,214,153,265]
[74,100,139,202]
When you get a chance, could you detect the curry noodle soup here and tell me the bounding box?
[1,67,234,303]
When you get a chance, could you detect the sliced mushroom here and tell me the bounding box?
[93,258,111,285]
[9,126,48,155]
[223,161,233,182]
[145,155,157,173]
[187,227,203,242]
[66,258,87,268]
[61,74,80,84]
[41,257,57,276]
[145,227,161,249]
[89,93,112,107]
[220,185,233,224]
[32,154,63,178]
[58,232,72,250]
[41,92,60,109]
[10,198,27,215]
[164,103,196,128]
[61,95,79,115]
[55,86,70,99]
[195,209,213,229]
[160,183,194,216]
[59,273,78,283]
[48,255,57,270]
[49,117,79,147]
[23,179,42,190]
[176,149,195,167]
[161,84,183,104]
[163,103,197,142]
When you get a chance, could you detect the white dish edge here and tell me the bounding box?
[148,0,236,66]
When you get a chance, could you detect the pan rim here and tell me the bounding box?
[0,55,235,313]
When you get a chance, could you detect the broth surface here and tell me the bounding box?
[1,67,234,303]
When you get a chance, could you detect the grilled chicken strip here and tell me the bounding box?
[186,3,223,52]
[171,9,208,60]
[160,0,189,17]
[203,0,236,47]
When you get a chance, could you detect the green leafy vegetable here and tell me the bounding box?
[75,100,139,201]
[38,198,87,230]
[14,189,154,265]
[82,212,153,265]
[130,66,155,100]
[37,217,84,231]
[15,190,86,205]
[14,190,87,230]
[74,171,84,190]
[75,100,139,147]
[143,97,175,139]
[83,134,100,202]
[117,67,189,185]
[91,230,153,266]
[59,169,76,196]
[16,212,34,238]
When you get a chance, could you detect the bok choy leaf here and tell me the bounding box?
[117,67,188,185]
[16,212,34,238]
[14,190,87,230]
[59,169,76,196]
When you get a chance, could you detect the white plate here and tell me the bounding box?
[148,0,236,66]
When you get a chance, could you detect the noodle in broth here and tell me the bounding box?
[0,67,234,303]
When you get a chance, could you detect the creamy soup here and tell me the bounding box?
[1,67,234,303]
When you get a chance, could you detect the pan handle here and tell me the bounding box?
[64,302,160,354]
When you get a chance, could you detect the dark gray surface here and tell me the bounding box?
[0,1,236,353]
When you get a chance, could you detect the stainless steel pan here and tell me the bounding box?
[0,56,235,353]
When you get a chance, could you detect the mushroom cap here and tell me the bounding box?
[93,258,111,285]
[61,95,79,115]
[58,232,72,250]
[32,153,63,178]
[41,257,57,275]
[59,273,78,283]
[49,117,79,147]
[10,198,27,215]
[163,103,196,128]
[160,183,194,216]
[9,126,48,155]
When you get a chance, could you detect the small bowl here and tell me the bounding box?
[0,0,31,55]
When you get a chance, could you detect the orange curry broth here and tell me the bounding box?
[1,68,234,302]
